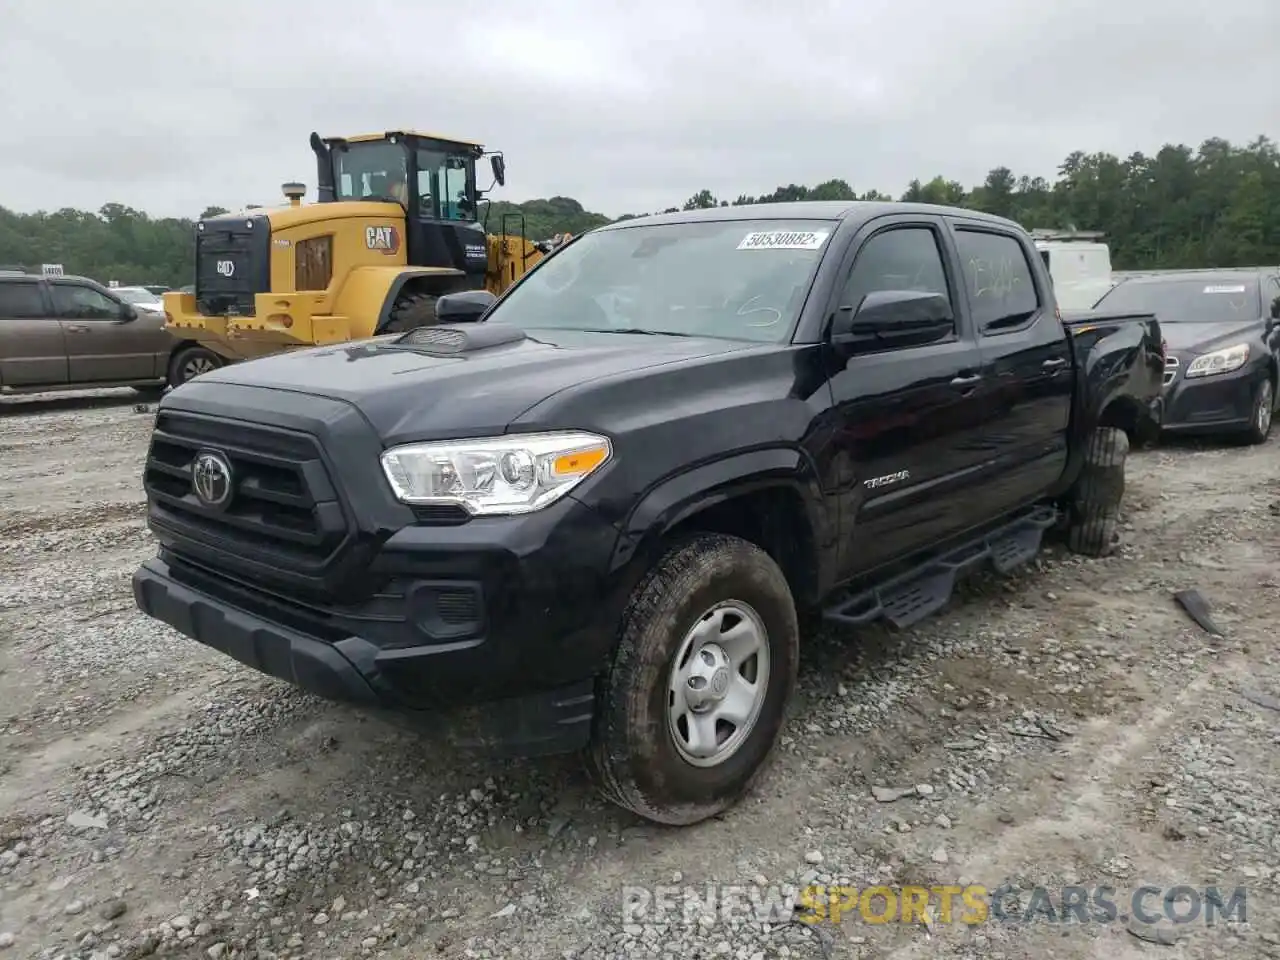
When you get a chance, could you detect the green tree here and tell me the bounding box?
[3,135,1277,282]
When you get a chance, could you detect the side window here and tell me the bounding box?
[50,284,120,320]
[840,227,952,318]
[0,281,48,318]
[955,229,1041,332]
[416,149,474,221]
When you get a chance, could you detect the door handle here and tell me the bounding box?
[65,324,89,334]
[950,373,982,387]
[1042,358,1068,370]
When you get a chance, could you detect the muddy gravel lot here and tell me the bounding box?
[2,389,1279,960]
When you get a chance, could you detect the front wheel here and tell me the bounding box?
[586,533,799,825]
[1243,376,1274,445]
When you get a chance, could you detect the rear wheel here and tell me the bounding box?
[167,345,221,388]
[1066,426,1128,557]
[383,291,438,333]
[1243,376,1274,445]
[586,533,799,825]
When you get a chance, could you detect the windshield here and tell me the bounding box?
[116,288,160,305]
[486,219,835,343]
[1095,277,1261,320]
[333,140,408,204]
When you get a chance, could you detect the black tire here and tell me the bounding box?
[1066,426,1128,557]
[586,533,799,825]
[167,345,222,388]
[383,291,438,333]
[1242,375,1274,445]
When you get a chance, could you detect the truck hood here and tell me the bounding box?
[1161,319,1264,352]
[186,327,749,444]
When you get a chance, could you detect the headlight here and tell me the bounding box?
[379,431,612,516]
[1184,343,1249,378]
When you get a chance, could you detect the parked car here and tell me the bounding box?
[1093,268,1280,443]
[131,202,1161,825]
[113,286,167,315]
[0,272,223,396]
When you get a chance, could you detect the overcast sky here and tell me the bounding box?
[1,0,1276,220]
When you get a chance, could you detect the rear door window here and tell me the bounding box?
[0,280,49,318]
[954,229,1042,333]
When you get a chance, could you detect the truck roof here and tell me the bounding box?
[599,201,1024,232]
[339,130,485,148]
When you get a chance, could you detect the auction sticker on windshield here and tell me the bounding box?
[738,231,830,251]
[1204,285,1247,294]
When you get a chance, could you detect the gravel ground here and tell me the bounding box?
[2,388,1279,960]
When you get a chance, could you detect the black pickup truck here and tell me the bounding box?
[132,202,1163,826]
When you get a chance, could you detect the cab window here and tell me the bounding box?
[416,148,476,221]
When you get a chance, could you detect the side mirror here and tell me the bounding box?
[119,303,138,322]
[489,154,506,187]
[436,290,497,324]
[830,290,953,352]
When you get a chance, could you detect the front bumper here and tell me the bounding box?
[1160,358,1263,435]
[133,493,625,757]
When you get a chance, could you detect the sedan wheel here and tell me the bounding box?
[1247,377,1274,444]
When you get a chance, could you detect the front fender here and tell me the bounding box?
[605,446,836,599]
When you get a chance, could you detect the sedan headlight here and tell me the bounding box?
[380,431,612,515]
[1184,342,1249,378]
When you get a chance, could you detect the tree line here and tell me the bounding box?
[1,136,1275,288]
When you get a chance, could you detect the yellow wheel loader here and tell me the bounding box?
[163,131,569,367]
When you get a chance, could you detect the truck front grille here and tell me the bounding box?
[143,411,350,573]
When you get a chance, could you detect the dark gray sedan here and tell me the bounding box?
[1093,269,1280,443]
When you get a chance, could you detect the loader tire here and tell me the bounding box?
[1066,426,1128,558]
[383,291,438,333]
[167,345,222,388]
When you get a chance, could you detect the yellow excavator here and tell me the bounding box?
[162,130,569,377]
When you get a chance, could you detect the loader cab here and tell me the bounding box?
[310,130,506,291]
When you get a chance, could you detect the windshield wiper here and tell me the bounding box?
[577,327,700,338]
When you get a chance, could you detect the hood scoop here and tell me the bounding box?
[394,322,527,356]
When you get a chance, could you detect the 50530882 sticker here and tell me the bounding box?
[737,231,830,251]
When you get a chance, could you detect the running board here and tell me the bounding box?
[823,506,1059,630]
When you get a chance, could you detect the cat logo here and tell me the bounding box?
[365,225,401,255]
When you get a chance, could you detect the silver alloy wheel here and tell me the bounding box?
[1257,379,1273,436]
[667,600,771,768]
[183,355,217,381]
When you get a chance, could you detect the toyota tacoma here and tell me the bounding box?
[133,202,1163,825]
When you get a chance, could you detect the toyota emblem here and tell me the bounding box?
[192,450,233,508]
